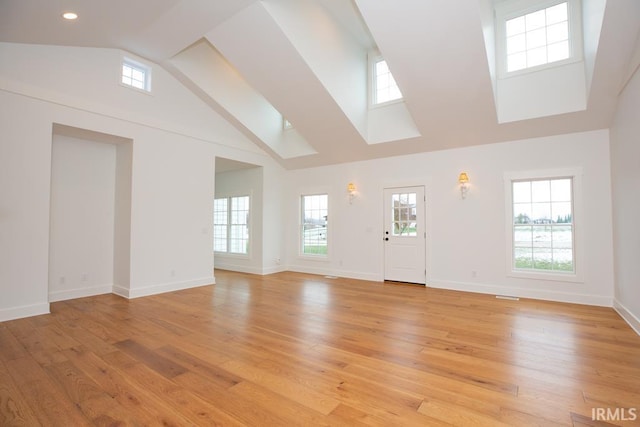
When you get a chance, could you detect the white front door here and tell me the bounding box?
[383,186,426,284]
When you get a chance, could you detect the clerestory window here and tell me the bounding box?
[496,0,582,76]
[371,57,402,106]
[121,58,151,92]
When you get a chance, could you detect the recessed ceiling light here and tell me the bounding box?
[62,12,78,20]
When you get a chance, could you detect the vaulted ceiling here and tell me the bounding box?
[1,0,639,169]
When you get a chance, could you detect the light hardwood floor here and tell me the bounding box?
[1,270,639,426]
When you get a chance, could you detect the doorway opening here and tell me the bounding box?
[213,157,262,273]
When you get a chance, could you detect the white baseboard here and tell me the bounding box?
[113,276,215,299]
[49,284,113,302]
[614,299,640,336]
[287,264,381,282]
[335,270,381,282]
[428,279,613,307]
[261,265,288,275]
[0,302,50,322]
[214,262,290,276]
[214,263,265,275]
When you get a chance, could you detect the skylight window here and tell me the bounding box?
[122,59,151,92]
[505,2,570,73]
[373,58,402,105]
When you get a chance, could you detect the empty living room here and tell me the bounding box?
[1,0,639,425]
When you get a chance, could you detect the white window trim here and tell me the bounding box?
[504,168,583,283]
[214,194,251,258]
[495,0,583,79]
[121,57,152,93]
[299,192,330,260]
[368,52,403,109]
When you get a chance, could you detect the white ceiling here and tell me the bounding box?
[1,0,639,169]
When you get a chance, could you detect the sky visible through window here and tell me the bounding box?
[122,61,148,91]
[375,59,402,104]
[213,198,228,252]
[214,196,250,254]
[506,2,569,72]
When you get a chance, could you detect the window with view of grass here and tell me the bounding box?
[511,178,574,273]
[301,194,328,256]
[214,195,250,255]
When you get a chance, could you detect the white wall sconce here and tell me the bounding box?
[458,172,469,199]
[347,182,357,204]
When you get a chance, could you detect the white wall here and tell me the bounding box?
[114,142,133,292]
[610,61,640,333]
[0,40,623,322]
[0,43,284,321]
[124,131,214,298]
[49,135,116,301]
[0,92,55,320]
[497,62,587,123]
[261,162,287,274]
[286,129,615,306]
[214,166,264,274]
[0,42,262,152]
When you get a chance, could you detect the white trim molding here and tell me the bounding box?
[49,284,113,303]
[113,276,215,299]
[614,299,640,336]
[0,302,50,322]
[429,279,612,307]
[287,265,381,283]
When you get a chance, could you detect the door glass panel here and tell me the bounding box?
[391,192,417,236]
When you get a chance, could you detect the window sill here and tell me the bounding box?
[499,56,583,80]
[119,82,153,96]
[508,269,582,283]
[369,98,404,110]
[298,254,330,262]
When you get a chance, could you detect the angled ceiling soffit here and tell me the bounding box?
[169,38,316,160]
